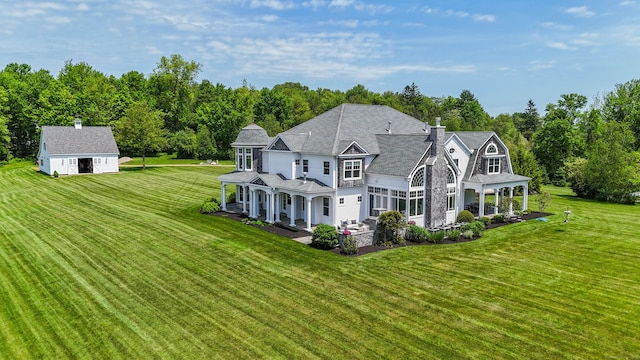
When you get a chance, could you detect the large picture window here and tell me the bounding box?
[409,190,424,216]
[343,159,362,180]
[488,158,500,174]
[447,167,456,211]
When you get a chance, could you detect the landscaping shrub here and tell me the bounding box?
[375,210,405,245]
[311,224,339,249]
[479,216,491,227]
[493,214,505,223]
[461,221,484,236]
[53,170,59,178]
[226,191,236,204]
[427,230,445,243]
[200,201,220,214]
[340,236,358,255]
[405,225,429,243]
[536,192,551,212]
[456,210,474,223]
[447,229,461,241]
[462,230,474,239]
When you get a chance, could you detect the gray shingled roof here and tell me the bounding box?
[41,126,119,155]
[218,171,334,194]
[465,173,531,184]
[366,134,431,177]
[447,131,494,150]
[277,133,307,152]
[231,123,271,147]
[282,104,427,155]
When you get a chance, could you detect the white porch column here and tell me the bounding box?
[305,197,312,232]
[221,182,227,211]
[242,186,247,213]
[494,188,499,215]
[479,185,485,218]
[509,187,514,215]
[275,193,281,223]
[523,184,529,211]
[289,195,296,227]
[250,188,257,218]
[267,192,275,224]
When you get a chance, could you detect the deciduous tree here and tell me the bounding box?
[115,102,167,169]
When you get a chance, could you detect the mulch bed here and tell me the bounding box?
[211,211,312,239]
[333,211,552,256]
[211,210,551,256]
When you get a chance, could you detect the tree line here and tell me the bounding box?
[1,54,638,202]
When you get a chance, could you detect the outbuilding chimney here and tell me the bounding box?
[74,116,82,129]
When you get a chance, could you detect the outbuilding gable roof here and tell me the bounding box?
[40,126,119,155]
[282,104,426,155]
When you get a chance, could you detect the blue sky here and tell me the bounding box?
[1,1,639,116]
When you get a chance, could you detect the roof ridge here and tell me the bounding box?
[331,104,345,155]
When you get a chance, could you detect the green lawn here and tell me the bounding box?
[122,153,234,166]
[1,163,639,359]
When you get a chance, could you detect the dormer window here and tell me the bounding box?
[486,143,498,155]
[343,159,362,180]
[488,158,500,174]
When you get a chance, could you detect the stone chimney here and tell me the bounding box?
[74,116,82,129]
[429,117,444,157]
[424,116,447,228]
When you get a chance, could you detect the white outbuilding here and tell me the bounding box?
[37,119,120,176]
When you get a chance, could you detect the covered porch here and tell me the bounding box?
[219,171,335,232]
[463,173,531,218]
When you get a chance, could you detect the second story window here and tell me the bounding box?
[236,148,253,171]
[323,161,330,175]
[303,159,308,173]
[488,158,500,174]
[343,159,362,180]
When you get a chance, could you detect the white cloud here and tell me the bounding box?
[258,14,279,22]
[250,0,296,10]
[611,24,640,45]
[528,60,556,71]
[203,31,474,81]
[145,45,163,55]
[619,1,636,6]
[565,6,595,18]
[77,3,90,11]
[303,0,327,9]
[541,22,573,31]
[472,14,495,22]
[423,7,495,22]
[318,19,359,28]
[329,0,354,7]
[547,41,573,50]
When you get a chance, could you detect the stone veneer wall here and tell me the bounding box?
[339,231,375,247]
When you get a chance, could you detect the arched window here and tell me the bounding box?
[411,166,425,187]
[447,167,456,211]
[447,167,455,184]
[486,143,498,154]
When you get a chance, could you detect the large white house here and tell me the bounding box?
[218,104,530,231]
[37,119,120,176]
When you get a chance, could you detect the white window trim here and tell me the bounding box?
[488,158,500,174]
[485,142,498,155]
[343,159,362,180]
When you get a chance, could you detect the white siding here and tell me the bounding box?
[335,187,365,226]
[264,151,296,179]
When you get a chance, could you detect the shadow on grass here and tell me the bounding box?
[119,166,162,173]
